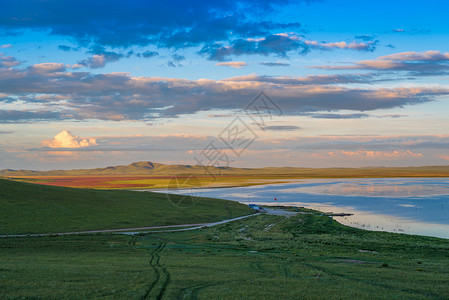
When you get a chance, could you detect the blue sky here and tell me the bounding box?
[0,0,449,170]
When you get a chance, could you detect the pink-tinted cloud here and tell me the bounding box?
[1,63,448,121]
[29,63,66,73]
[215,61,248,69]
[436,155,449,161]
[312,50,449,74]
[337,150,423,159]
[305,40,376,51]
[378,51,449,61]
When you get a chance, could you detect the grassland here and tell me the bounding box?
[2,212,449,299]
[2,179,449,299]
[0,179,253,235]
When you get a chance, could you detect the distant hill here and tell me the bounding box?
[2,161,449,178]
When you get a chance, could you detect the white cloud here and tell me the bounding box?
[42,131,97,148]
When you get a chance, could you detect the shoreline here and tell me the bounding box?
[155,177,449,240]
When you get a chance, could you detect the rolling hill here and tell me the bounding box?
[2,161,449,177]
[0,179,253,235]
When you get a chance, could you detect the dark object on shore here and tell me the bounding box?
[325,212,354,217]
[248,204,266,212]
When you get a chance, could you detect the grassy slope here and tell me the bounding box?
[0,179,253,235]
[2,213,449,299]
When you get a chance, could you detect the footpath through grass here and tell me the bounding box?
[2,212,449,299]
[0,179,253,235]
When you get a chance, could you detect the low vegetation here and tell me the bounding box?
[3,161,449,189]
[0,179,253,235]
[2,179,449,299]
[2,211,449,299]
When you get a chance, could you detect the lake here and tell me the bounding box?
[159,178,449,239]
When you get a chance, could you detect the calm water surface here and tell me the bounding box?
[159,178,449,239]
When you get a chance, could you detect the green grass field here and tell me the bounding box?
[2,212,449,299]
[0,179,253,235]
[2,179,449,299]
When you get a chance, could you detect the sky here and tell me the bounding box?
[0,0,449,170]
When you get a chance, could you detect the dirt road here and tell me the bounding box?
[0,213,261,238]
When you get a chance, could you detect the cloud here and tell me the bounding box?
[200,33,377,61]
[0,110,64,123]
[58,45,77,51]
[0,0,305,51]
[1,64,448,122]
[0,54,20,68]
[436,155,449,161]
[354,35,376,41]
[200,34,304,61]
[260,62,290,67]
[42,131,97,148]
[0,44,12,48]
[167,53,186,67]
[223,73,380,85]
[313,50,449,75]
[0,1,383,62]
[391,28,431,35]
[138,51,159,58]
[262,125,301,131]
[29,63,66,73]
[172,54,185,62]
[215,61,248,69]
[78,52,123,68]
[304,40,377,52]
[336,150,423,159]
[309,113,370,119]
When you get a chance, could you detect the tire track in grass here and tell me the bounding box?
[142,243,170,300]
[156,260,171,300]
[178,283,219,300]
[255,250,443,299]
[142,244,161,299]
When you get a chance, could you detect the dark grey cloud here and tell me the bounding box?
[283,135,449,154]
[309,113,370,119]
[262,125,301,131]
[260,62,290,67]
[0,110,64,123]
